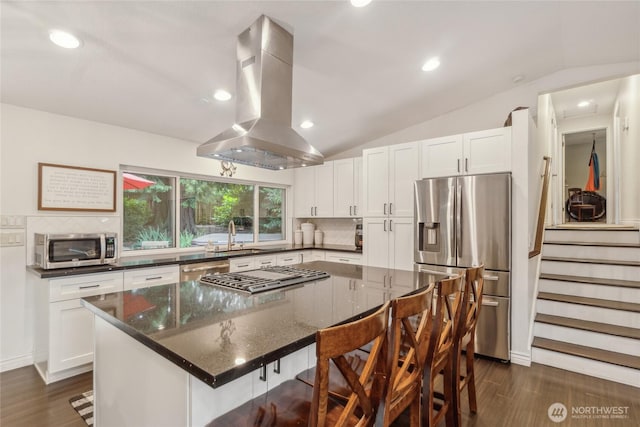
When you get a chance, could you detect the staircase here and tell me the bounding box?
[531,226,640,388]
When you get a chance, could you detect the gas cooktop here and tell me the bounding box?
[199,265,330,294]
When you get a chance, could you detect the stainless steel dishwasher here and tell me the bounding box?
[180,260,230,282]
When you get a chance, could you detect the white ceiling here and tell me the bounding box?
[2,1,639,158]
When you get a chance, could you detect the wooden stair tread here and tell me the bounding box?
[544,240,640,248]
[545,226,638,231]
[535,313,640,340]
[541,256,640,267]
[539,273,640,289]
[532,337,640,370]
[537,292,640,313]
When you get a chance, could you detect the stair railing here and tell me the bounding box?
[529,156,552,258]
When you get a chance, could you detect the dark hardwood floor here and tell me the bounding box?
[1,359,638,426]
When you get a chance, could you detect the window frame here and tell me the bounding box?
[119,166,289,257]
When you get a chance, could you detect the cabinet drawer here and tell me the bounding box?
[50,271,123,302]
[325,252,362,265]
[230,258,256,272]
[253,255,276,268]
[276,252,302,266]
[123,265,179,291]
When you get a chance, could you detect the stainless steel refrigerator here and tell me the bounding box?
[414,173,511,361]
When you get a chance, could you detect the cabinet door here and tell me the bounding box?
[353,156,362,216]
[49,299,94,373]
[420,134,463,178]
[389,142,419,217]
[388,217,415,271]
[294,166,315,217]
[333,158,355,217]
[325,252,362,265]
[314,162,334,217]
[463,127,512,174]
[362,147,389,217]
[363,217,390,268]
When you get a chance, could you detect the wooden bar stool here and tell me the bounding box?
[375,282,436,427]
[206,302,390,427]
[451,265,485,427]
[422,275,463,427]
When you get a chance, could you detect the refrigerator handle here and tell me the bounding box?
[456,182,462,259]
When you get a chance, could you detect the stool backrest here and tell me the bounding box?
[427,275,463,367]
[458,265,485,341]
[311,302,390,427]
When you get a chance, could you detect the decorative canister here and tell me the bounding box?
[294,229,303,245]
[301,222,315,245]
[314,230,324,245]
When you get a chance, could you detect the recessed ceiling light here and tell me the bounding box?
[421,57,440,72]
[278,166,285,170]
[213,89,232,101]
[301,164,307,167]
[512,75,525,84]
[235,149,243,153]
[300,120,314,129]
[577,101,590,108]
[49,29,81,49]
[350,0,372,7]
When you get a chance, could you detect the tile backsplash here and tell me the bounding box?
[293,218,361,246]
[25,215,120,265]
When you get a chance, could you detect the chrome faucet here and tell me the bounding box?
[227,220,236,251]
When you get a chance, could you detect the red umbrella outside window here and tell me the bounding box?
[123,172,155,190]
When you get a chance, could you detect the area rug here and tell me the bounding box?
[68,390,93,426]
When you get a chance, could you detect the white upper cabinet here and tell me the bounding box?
[332,157,362,217]
[294,161,334,218]
[363,142,419,217]
[420,127,511,178]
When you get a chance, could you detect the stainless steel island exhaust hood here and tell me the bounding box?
[197,15,324,170]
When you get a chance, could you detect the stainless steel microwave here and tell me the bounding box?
[34,233,117,270]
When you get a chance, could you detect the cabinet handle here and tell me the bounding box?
[310,207,314,216]
[383,219,387,232]
[389,220,393,231]
[283,258,293,261]
[273,359,281,374]
[260,261,271,265]
[389,203,393,215]
[145,276,162,281]
[79,284,100,289]
[315,206,318,216]
[354,205,357,215]
[349,205,353,216]
[238,264,249,268]
[457,159,461,173]
[339,258,349,262]
[383,203,387,215]
[259,365,267,381]
[465,158,469,172]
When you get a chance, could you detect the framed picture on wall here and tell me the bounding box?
[38,162,117,212]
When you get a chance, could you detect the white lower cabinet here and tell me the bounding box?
[32,270,124,383]
[363,217,414,271]
[254,255,277,268]
[230,257,256,272]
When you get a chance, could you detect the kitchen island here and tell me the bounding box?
[82,261,446,427]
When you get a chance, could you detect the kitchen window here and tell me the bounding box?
[122,169,286,252]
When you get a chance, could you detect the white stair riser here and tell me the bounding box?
[542,244,640,262]
[538,279,640,304]
[541,261,639,282]
[536,300,640,328]
[531,347,640,388]
[544,229,640,244]
[533,323,639,356]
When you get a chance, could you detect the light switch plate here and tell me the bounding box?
[0,215,26,229]
[0,230,25,246]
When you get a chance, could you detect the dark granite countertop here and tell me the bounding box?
[81,261,447,389]
[27,243,362,278]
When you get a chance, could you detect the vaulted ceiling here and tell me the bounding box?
[2,1,639,157]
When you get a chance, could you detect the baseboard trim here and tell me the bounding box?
[0,354,34,373]
[510,350,531,367]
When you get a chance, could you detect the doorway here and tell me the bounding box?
[562,128,607,223]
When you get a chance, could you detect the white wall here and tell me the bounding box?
[617,74,640,227]
[0,104,294,371]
